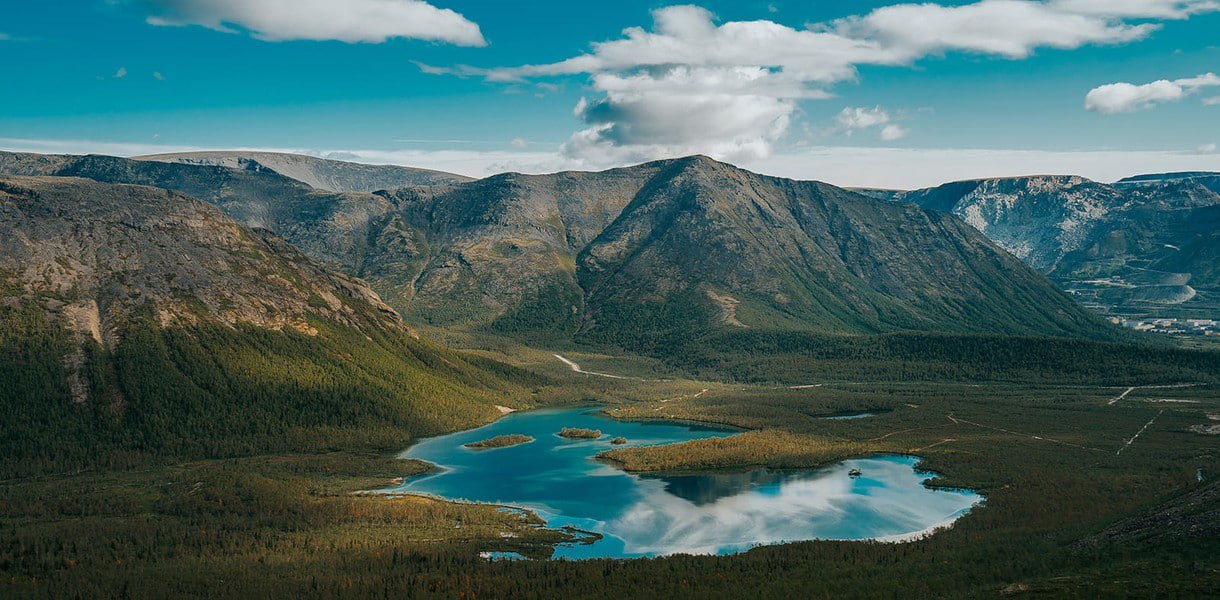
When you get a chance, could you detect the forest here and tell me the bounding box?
[2,300,1218,597]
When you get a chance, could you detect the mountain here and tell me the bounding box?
[136,150,473,192]
[894,173,1220,316]
[0,175,400,343]
[0,150,396,272]
[1115,171,1220,193]
[567,157,1108,348]
[0,175,535,474]
[373,156,1110,348]
[0,151,1114,350]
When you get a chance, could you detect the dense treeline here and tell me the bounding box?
[664,330,1220,385]
[0,302,545,477]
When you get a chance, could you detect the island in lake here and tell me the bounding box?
[463,434,534,449]
[558,427,602,439]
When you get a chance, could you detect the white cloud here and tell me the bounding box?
[1203,95,1220,106]
[878,124,910,141]
[831,1,1156,60]
[153,71,167,81]
[114,67,128,79]
[1050,0,1220,18]
[1085,72,1220,114]
[448,2,1216,166]
[829,107,911,141]
[1198,143,1218,153]
[510,137,528,148]
[142,0,486,46]
[6,136,1220,190]
[834,107,892,135]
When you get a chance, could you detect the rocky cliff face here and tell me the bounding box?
[136,150,473,192]
[897,176,1128,270]
[896,173,1220,313]
[0,176,406,349]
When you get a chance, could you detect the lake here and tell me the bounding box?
[387,407,982,558]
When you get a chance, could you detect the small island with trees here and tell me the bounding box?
[610,437,627,445]
[463,434,534,449]
[558,427,602,440]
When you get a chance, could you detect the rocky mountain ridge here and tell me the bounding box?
[137,150,473,192]
[0,175,406,348]
[0,151,1117,347]
[893,171,1220,316]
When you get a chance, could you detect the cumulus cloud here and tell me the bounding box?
[830,106,911,141]
[1085,73,1220,114]
[440,1,1217,167]
[1203,95,1220,106]
[1198,143,1217,153]
[114,67,128,79]
[141,0,486,46]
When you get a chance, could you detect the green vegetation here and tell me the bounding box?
[645,330,1220,385]
[609,437,627,445]
[4,373,1217,597]
[464,434,534,449]
[600,430,868,473]
[0,301,547,477]
[558,427,602,440]
[3,296,1220,597]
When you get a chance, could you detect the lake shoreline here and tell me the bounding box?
[378,407,983,559]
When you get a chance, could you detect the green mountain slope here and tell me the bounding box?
[571,157,1111,351]
[0,176,536,476]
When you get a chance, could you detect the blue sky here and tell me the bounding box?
[1,0,1218,187]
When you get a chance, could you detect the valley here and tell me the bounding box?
[1,151,1217,597]
[8,3,1220,596]
[3,343,1217,596]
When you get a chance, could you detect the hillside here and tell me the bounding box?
[895,173,1220,318]
[570,157,1109,349]
[137,150,473,192]
[0,176,536,475]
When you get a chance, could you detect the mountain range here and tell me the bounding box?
[0,151,1113,353]
[886,172,1220,318]
[137,150,473,192]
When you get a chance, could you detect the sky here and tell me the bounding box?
[1,0,1218,188]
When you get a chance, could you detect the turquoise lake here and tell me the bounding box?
[388,407,982,559]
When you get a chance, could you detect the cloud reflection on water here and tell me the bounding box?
[394,408,981,558]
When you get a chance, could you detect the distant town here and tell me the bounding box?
[1110,317,1219,337]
